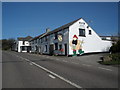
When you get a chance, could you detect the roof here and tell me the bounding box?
[17,36,33,41]
[100,36,119,37]
[30,33,45,41]
[30,18,82,41]
[45,18,82,35]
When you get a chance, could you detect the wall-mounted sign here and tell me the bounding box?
[79,22,85,25]
[79,22,85,29]
[58,34,63,42]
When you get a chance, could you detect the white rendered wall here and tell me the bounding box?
[18,41,30,52]
[69,18,112,55]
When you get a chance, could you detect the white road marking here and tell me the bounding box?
[71,62,78,64]
[82,64,91,67]
[48,74,56,79]
[11,53,82,88]
[24,58,30,62]
[98,67,112,71]
[62,60,68,62]
[31,61,82,88]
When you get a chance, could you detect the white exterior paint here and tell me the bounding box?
[30,18,112,56]
[13,40,31,52]
[69,18,112,55]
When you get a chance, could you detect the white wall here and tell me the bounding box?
[18,41,30,52]
[69,18,112,55]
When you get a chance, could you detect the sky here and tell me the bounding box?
[2,2,118,39]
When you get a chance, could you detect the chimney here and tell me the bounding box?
[46,28,50,33]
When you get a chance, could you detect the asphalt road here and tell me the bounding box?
[2,51,118,88]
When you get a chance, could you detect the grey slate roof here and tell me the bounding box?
[30,33,45,41]
[17,36,33,41]
[30,18,82,41]
[45,18,81,35]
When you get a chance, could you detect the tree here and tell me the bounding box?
[2,38,16,50]
[110,40,120,53]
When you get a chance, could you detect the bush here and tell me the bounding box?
[2,38,15,50]
[109,40,120,53]
[109,53,120,61]
[100,53,120,65]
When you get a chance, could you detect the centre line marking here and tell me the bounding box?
[71,62,78,64]
[48,74,56,79]
[31,61,82,88]
[98,67,112,71]
[13,53,82,88]
[63,60,68,62]
[82,64,91,67]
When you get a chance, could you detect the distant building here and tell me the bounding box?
[100,36,119,45]
[100,36,112,41]
[30,18,112,56]
[12,36,32,52]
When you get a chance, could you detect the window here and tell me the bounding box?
[59,44,62,50]
[41,38,43,43]
[55,32,58,39]
[39,39,41,44]
[45,36,47,41]
[89,30,92,35]
[23,41,25,45]
[79,29,85,36]
[35,40,37,43]
[55,43,58,50]
[22,46,25,50]
[45,45,47,52]
[35,46,38,51]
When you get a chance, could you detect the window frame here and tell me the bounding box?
[23,41,25,45]
[89,30,92,35]
[59,44,62,50]
[55,32,58,39]
[79,28,86,37]
[55,43,58,50]
[45,45,47,52]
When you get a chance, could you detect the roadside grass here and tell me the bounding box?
[99,53,120,65]
[100,59,120,65]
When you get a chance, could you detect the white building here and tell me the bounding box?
[30,18,112,56]
[12,36,32,52]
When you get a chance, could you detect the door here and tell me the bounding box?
[39,47,41,53]
[49,44,54,55]
[64,44,67,56]
[27,46,31,53]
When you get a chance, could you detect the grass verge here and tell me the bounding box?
[99,53,120,65]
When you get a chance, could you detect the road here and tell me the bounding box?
[2,51,118,88]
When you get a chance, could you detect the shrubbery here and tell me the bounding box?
[100,39,120,65]
[2,38,15,50]
[109,40,120,53]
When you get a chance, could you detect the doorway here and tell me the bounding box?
[49,44,54,55]
[64,44,67,56]
[27,46,31,53]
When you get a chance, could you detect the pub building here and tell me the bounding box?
[29,18,112,56]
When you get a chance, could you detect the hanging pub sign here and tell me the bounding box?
[58,34,63,42]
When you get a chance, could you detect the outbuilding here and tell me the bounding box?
[12,36,33,52]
